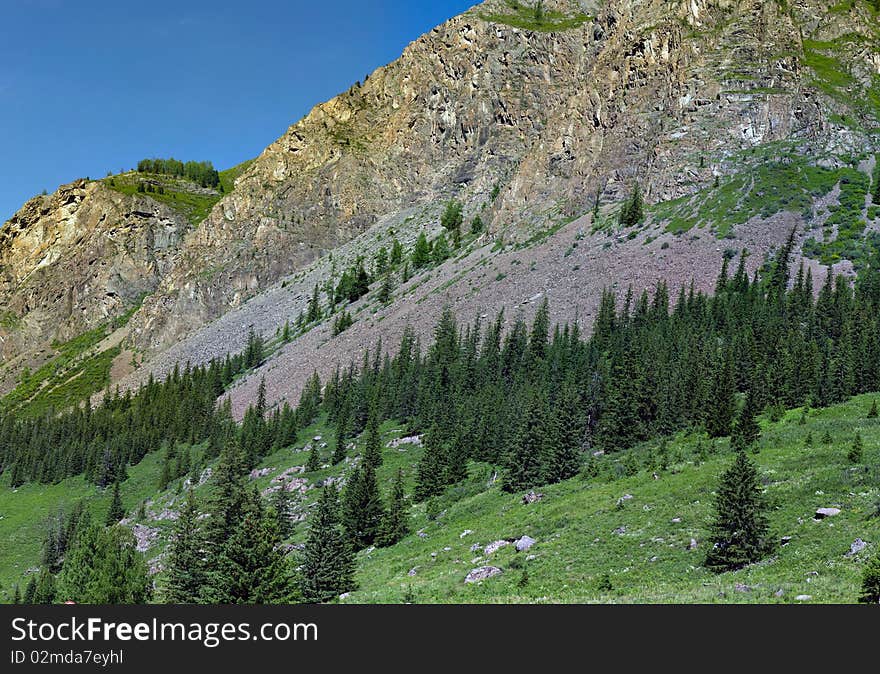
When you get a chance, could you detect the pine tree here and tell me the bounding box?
[23,576,37,604]
[706,352,736,439]
[282,320,291,343]
[12,584,21,604]
[619,182,644,227]
[859,549,880,604]
[33,569,56,604]
[300,485,356,603]
[332,403,350,464]
[503,390,549,493]
[378,274,393,304]
[704,451,771,572]
[848,433,864,463]
[306,442,321,472]
[731,391,761,452]
[341,461,384,550]
[105,481,125,526]
[164,489,207,604]
[378,468,409,547]
[412,232,431,269]
[57,524,152,603]
[307,284,322,323]
[869,400,878,419]
[274,485,294,539]
[204,492,297,604]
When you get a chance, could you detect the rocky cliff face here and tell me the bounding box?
[0,180,190,367]
[127,0,878,355]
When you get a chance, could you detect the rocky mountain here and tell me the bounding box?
[0,179,191,392]
[2,0,879,411]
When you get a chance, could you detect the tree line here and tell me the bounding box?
[136,158,220,189]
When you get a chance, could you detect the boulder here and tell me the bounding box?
[460,529,473,538]
[522,490,544,505]
[515,535,536,552]
[845,538,867,557]
[613,526,627,535]
[465,566,502,583]
[795,594,812,602]
[688,538,698,550]
[814,507,840,519]
[484,540,510,555]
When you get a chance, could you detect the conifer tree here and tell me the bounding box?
[731,391,761,452]
[57,524,151,603]
[306,443,321,472]
[859,549,880,604]
[332,403,350,464]
[869,399,878,419]
[704,451,771,572]
[412,232,431,268]
[12,584,20,605]
[164,489,207,604]
[33,569,56,604]
[204,491,297,604]
[307,284,322,323]
[503,390,549,493]
[706,352,736,438]
[274,485,294,539]
[23,576,36,604]
[342,461,384,550]
[105,480,125,526]
[379,468,409,547]
[848,433,864,463]
[300,485,355,603]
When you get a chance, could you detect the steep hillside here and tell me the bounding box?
[0,179,191,395]
[3,393,876,603]
[127,0,880,358]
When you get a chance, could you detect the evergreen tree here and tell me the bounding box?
[704,451,771,572]
[33,569,56,604]
[105,481,125,526]
[412,232,431,268]
[731,391,761,452]
[378,274,393,304]
[307,284,322,323]
[341,461,384,550]
[274,485,294,539]
[300,485,355,603]
[503,390,549,493]
[164,489,207,604]
[378,468,409,547]
[869,399,878,419]
[204,492,297,604]
[470,215,484,235]
[859,549,880,604]
[57,524,152,603]
[706,351,736,439]
[619,182,644,227]
[23,576,37,604]
[306,443,321,472]
[848,433,864,463]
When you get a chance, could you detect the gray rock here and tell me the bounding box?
[613,526,627,535]
[774,589,784,598]
[688,538,698,550]
[484,539,510,555]
[795,594,812,602]
[522,490,544,505]
[460,529,473,538]
[464,566,502,583]
[781,536,792,546]
[407,567,419,577]
[470,543,482,553]
[734,583,751,593]
[814,507,841,519]
[845,538,867,557]
[515,535,536,552]
[671,517,682,523]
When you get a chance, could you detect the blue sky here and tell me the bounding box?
[0,0,476,221]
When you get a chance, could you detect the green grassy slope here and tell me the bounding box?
[1,393,878,603]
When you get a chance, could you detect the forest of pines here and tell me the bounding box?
[6,230,880,603]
